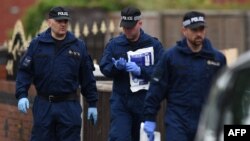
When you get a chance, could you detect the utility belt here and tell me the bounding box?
[37,93,78,103]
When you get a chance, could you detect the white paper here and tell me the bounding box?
[140,122,161,141]
[127,47,154,92]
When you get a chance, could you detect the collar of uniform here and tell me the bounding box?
[38,28,76,44]
[176,38,215,59]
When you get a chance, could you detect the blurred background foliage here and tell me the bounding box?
[23,0,250,36]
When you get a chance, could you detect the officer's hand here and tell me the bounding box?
[112,57,126,70]
[87,107,98,125]
[18,97,29,114]
[126,62,141,76]
[144,121,156,141]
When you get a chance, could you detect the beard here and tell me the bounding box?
[191,36,204,47]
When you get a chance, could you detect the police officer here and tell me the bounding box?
[15,6,98,141]
[99,6,164,141]
[143,11,227,141]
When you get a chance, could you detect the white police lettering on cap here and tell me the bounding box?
[121,15,141,21]
[57,12,68,16]
[183,16,205,27]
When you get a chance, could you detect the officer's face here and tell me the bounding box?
[122,21,142,42]
[182,26,206,50]
[48,19,69,39]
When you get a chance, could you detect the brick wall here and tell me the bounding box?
[0,103,33,141]
[0,0,36,44]
[0,65,6,80]
[0,80,35,141]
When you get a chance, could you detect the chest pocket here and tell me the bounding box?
[169,64,191,91]
[172,64,190,78]
[56,49,81,77]
[33,54,50,75]
[205,64,220,79]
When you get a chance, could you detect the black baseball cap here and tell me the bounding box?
[49,6,71,20]
[183,11,206,29]
[120,6,141,28]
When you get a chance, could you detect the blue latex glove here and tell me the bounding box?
[112,57,127,70]
[126,62,141,76]
[87,107,98,125]
[144,121,156,141]
[18,97,29,114]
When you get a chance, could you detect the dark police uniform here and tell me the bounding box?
[99,29,164,141]
[15,28,98,141]
[144,38,227,141]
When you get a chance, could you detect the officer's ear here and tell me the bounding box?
[181,27,187,37]
[47,19,52,27]
[138,20,142,26]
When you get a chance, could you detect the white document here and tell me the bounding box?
[127,47,154,92]
[140,122,161,141]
